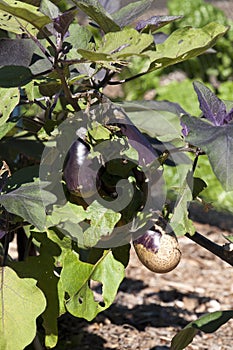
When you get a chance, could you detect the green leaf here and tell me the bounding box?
[72,0,120,33]
[0,181,57,230]
[182,115,233,191]
[171,311,233,350]
[0,0,51,35]
[0,66,33,88]
[9,232,65,349]
[146,22,229,72]
[100,29,153,58]
[83,200,121,247]
[0,121,15,140]
[0,266,46,350]
[0,87,20,126]
[78,28,153,69]
[192,177,207,198]
[169,162,195,236]
[46,202,86,243]
[112,0,153,28]
[61,249,125,321]
[121,100,185,142]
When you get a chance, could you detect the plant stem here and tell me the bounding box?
[185,231,233,267]
[56,66,80,111]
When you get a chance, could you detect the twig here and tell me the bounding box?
[185,231,233,267]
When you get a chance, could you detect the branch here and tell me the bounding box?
[108,71,149,85]
[185,231,233,267]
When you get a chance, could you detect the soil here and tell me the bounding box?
[54,216,233,350]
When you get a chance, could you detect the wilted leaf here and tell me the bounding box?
[182,114,233,191]
[61,249,125,320]
[0,266,46,350]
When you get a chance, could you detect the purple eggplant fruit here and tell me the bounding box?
[63,139,100,198]
[133,220,181,273]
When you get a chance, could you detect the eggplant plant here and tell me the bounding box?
[0,1,232,349]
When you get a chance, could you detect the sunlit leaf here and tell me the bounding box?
[9,232,65,349]
[0,87,19,127]
[83,200,121,247]
[146,22,228,72]
[61,249,125,320]
[171,311,233,350]
[0,266,46,350]
[0,0,51,35]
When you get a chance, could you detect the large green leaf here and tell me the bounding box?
[169,161,195,236]
[171,310,233,350]
[72,0,120,33]
[0,87,19,127]
[146,22,228,72]
[182,115,233,191]
[9,232,66,349]
[121,100,185,142]
[0,266,46,350]
[60,249,125,321]
[84,200,121,247]
[78,28,153,70]
[0,181,56,230]
[0,0,51,35]
[112,0,153,28]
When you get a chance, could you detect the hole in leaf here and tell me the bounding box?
[90,280,104,304]
[78,297,83,304]
[99,301,105,307]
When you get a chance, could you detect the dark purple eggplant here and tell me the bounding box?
[63,139,100,198]
[133,221,181,273]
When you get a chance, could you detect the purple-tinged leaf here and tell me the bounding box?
[193,81,227,126]
[135,15,182,33]
[99,0,120,14]
[182,114,233,191]
[0,39,36,67]
[0,229,6,239]
[224,107,233,124]
[53,8,77,37]
[153,32,169,45]
[112,0,153,28]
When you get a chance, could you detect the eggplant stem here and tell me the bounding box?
[185,231,233,267]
